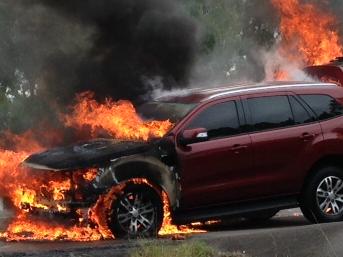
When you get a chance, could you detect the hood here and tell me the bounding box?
[23,139,151,171]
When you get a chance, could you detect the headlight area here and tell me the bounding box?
[15,167,101,215]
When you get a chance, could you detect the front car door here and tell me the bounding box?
[175,97,253,209]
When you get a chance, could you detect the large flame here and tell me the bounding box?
[272,0,343,66]
[0,94,204,241]
[64,91,173,141]
[0,135,110,241]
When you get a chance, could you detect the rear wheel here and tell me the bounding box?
[108,183,163,238]
[300,166,343,223]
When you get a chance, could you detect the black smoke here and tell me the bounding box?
[0,0,198,143]
[21,0,198,104]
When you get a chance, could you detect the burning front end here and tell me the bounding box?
[19,139,153,215]
[0,98,198,240]
[6,137,184,239]
[17,166,99,215]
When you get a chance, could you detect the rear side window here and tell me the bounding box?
[187,101,240,139]
[247,96,294,131]
[299,94,343,120]
[289,96,316,124]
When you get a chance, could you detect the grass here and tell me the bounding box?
[129,240,248,257]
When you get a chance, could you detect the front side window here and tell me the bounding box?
[187,101,240,140]
[247,95,294,131]
[299,94,343,120]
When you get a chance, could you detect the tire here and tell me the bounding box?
[108,183,164,238]
[300,166,343,223]
[244,209,279,222]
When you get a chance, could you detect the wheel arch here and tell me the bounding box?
[302,155,343,192]
[96,155,179,208]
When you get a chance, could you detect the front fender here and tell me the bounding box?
[94,155,180,208]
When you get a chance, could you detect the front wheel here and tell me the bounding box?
[108,183,164,238]
[300,166,343,223]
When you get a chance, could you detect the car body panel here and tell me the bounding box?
[23,139,151,171]
[176,133,253,209]
[318,117,343,156]
[240,91,324,198]
[172,96,253,209]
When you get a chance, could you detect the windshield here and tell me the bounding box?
[138,101,196,123]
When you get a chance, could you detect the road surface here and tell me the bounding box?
[1,208,343,257]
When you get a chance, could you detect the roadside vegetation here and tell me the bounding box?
[130,240,248,257]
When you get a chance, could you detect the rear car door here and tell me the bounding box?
[299,93,343,157]
[241,92,323,198]
[176,98,253,209]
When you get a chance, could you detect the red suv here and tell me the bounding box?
[25,81,343,237]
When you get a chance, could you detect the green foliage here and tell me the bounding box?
[184,0,245,55]
[130,240,247,257]
[0,70,57,133]
[181,0,279,83]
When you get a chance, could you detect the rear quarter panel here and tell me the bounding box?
[295,86,343,186]
[319,116,343,156]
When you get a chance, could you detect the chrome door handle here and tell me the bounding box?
[300,133,315,141]
[230,144,248,154]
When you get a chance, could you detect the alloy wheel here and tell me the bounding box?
[116,190,156,236]
[316,176,343,215]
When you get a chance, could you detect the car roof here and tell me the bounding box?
[155,81,338,104]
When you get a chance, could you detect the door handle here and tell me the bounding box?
[230,144,248,154]
[300,132,315,141]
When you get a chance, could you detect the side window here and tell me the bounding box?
[247,95,294,131]
[289,96,316,124]
[300,94,343,120]
[187,101,240,139]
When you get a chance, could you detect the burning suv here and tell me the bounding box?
[23,81,343,238]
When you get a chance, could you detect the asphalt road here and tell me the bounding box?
[1,208,342,257]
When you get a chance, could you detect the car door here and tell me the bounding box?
[241,92,323,198]
[175,97,253,209]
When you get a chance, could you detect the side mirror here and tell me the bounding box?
[178,128,208,146]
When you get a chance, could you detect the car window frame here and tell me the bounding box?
[288,94,317,125]
[241,91,319,134]
[297,93,343,122]
[176,97,248,143]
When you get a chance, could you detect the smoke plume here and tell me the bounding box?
[14,0,198,104]
[0,0,342,139]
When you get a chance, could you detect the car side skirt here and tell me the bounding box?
[172,195,298,225]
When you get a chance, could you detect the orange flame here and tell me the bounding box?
[0,213,104,242]
[64,91,173,141]
[0,177,123,241]
[0,94,204,241]
[158,192,206,236]
[272,0,343,66]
